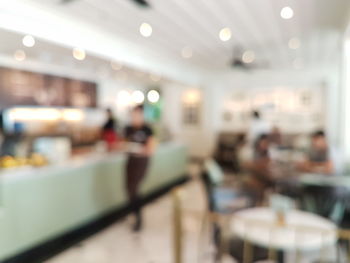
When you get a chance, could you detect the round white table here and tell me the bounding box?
[231,207,337,251]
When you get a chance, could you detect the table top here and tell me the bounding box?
[299,173,350,188]
[231,207,337,251]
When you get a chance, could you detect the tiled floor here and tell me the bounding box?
[46,177,217,263]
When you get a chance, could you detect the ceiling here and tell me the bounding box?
[0,0,350,77]
[26,0,350,70]
[0,29,169,85]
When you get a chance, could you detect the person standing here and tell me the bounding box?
[248,110,271,145]
[102,108,119,152]
[124,105,155,232]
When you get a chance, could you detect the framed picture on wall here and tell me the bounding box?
[183,103,200,125]
[182,89,201,126]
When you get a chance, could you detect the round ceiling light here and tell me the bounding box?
[147,90,160,103]
[140,23,153,37]
[288,37,301,50]
[281,6,294,19]
[219,27,232,42]
[72,48,86,60]
[14,50,26,61]
[132,90,145,104]
[22,35,35,47]
[242,50,255,64]
[181,46,193,59]
[150,74,161,82]
[117,90,131,106]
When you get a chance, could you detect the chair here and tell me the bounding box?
[200,159,254,261]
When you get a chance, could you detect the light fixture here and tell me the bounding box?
[139,23,152,37]
[288,37,300,50]
[183,90,200,104]
[280,6,294,19]
[150,74,161,82]
[117,90,131,106]
[22,35,35,47]
[72,47,86,60]
[242,50,255,64]
[110,61,122,70]
[147,90,160,103]
[181,46,193,59]
[14,50,26,61]
[132,90,145,104]
[219,27,232,42]
[62,109,84,121]
[10,108,61,121]
[293,57,304,69]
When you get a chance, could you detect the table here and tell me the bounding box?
[299,173,350,188]
[231,207,337,256]
[297,173,350,222]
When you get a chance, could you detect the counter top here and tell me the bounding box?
[0,142,181,182]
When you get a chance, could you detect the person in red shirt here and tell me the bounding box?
[102,108,119,151]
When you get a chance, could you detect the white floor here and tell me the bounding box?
[45,164,342,263]
[46,176,216,263]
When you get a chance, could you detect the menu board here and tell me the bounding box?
[0,67,97,108]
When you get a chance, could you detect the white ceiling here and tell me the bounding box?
[0,29,170,86]
[0,0,350,78]
[28,0,350,70]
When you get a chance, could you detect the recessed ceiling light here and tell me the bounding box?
[147,90,160,103]
[132,90,145,104]
[293,57,304,69]
[242,50,255,64]
[72,48,86,60]
[181,47,193,59]
[281,6,294,19]
[150,74,161,82]
[22,35,35,47]
[288,37,301,49]
[14,50,26,61]
[110,61,122,70]
[219,27,232,42]
[140,23,152,37]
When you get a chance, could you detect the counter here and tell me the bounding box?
[0,142,188,262]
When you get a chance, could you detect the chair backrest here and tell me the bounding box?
[204,159,224,186]
[200,159,224,211]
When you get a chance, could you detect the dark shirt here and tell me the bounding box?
[308,148,329,163]
[124,124,153,145]
[103,118,116,131]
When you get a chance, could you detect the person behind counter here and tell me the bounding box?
[102,108,119,151]
[297,130,334,175]
[124,105,156,232]
[248,110,271,145]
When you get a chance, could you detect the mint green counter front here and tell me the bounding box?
[0,142,188,261]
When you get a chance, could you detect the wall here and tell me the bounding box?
[0,41,343,159]
[159,67,342,159]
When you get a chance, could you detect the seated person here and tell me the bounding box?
[243,134,275,203]
[269,125,282,147]
[297,130,334,175]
